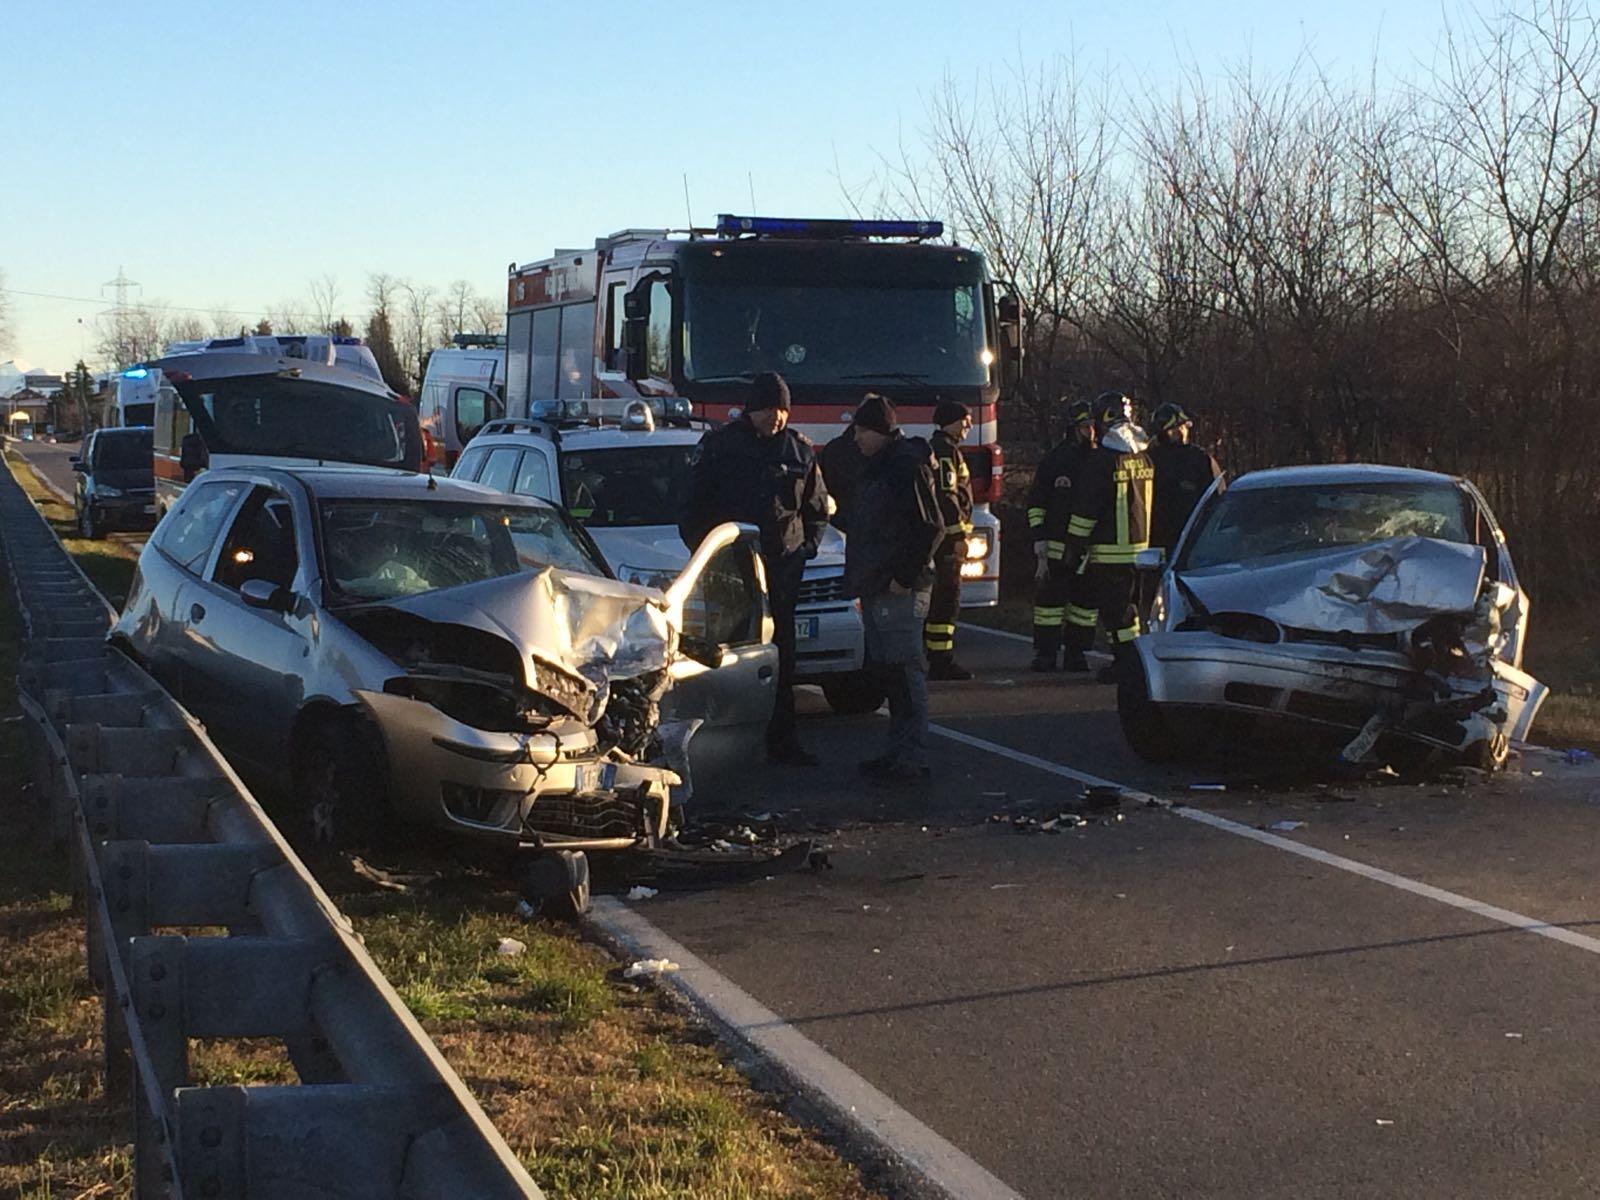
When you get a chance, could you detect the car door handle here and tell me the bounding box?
[758,665,774,680]
[190,603,206,623]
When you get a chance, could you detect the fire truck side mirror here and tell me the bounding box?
[996,294,1024,387]
[622,283,651,379]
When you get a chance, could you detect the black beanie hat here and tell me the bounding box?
[745,372,791,413]
[932,399,970,428]
[853,393,899,435]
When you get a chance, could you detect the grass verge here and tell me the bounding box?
[0,448,882,1198]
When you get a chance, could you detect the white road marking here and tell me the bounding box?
[958,620,1032,644]
[589,897,1028,1200]
[929,722,1600,958]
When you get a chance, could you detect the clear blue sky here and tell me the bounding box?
[2,0,1448,370]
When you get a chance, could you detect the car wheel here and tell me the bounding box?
[1116,657,1190,762]
[1462,732,1510,773]
[80,504,101,540]
[821,671,886,715]
[292,716,388,850]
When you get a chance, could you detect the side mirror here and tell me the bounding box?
[1134,547,1165,571]
[71,458,87,472]
[240,579,293,613]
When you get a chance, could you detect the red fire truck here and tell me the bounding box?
[502,214,1022,605]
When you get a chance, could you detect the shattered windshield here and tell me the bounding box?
[320,499,604,603]
[1183,481,1472,571]
[560,445,696,528]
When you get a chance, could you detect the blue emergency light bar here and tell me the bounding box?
[122,368,150,379]
[715,214,944,240]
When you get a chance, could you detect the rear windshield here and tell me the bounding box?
[1182,481,1472,570]
[560,444,696,528]
[94,431,153,470]
[174,375,421,471]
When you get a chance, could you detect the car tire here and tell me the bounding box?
[1462,732,1510,773]
[80,504,102,540]
[523,850,591,919]
[292,716,389,850]
[1116,657,1190,762]
[821,671,886,715]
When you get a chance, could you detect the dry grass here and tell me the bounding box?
[345,887,880,1198]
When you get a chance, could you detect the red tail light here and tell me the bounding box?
[964,442,1004,505]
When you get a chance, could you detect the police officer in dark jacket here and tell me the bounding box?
[681,372,830,765]
[1027,398,1097,672]
[1148,402,1222,555]
[924,400,975,680]
[841,395,945,787]
[819,421,865,532]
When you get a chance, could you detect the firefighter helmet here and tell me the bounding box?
[1092,390,1134,430]
[1151,401,1193,432]
[1067,398,1094,426]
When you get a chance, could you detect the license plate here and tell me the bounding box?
[575,761,618,793]
[796,616,819,641]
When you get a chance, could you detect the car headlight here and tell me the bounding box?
[97,486,124,498]
[963,532,991,561]
[619,563,676,591]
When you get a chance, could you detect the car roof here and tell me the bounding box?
[1228,463,1464,491]
[96,426,153,435]
[198,464,562,508]
[469,425,703,451]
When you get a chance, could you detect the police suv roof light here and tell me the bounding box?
[714,214,944,241]
[622,400,656,432]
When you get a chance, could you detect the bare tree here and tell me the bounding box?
[397,279,437,389]
[469,292,505,336]
[308,273,341,334]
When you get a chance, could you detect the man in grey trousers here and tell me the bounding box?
[840,395,946,787]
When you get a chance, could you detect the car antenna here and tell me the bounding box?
[425,462,437,490]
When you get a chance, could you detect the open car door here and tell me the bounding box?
[660,524,778,800]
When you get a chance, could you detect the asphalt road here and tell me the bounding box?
[638,625,1600,1199]
[9,435,82,500]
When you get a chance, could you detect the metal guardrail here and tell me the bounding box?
[0,459,543,1198]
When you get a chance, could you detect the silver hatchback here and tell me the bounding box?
[111,464,776,849]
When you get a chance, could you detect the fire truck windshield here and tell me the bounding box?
[678,243,991,389]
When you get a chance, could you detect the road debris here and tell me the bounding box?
[623,958,680,979]
[626,886,659,901]
[991,883,1024,890]
[347,856,440,894]
[1190,783,1227,792]
[1505,1032,1523,1039]
[1564,749,1596,765]
[496,937,526,956]
[1267,820,1306,832]
[514,899,537,921]
[1375,1119,1395,1127]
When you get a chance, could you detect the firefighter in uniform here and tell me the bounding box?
[925,400,975,681]
[1028,398,1098,672]
[1148,401,1222,556]
[1061,391,1154,684]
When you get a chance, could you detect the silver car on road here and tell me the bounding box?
[1122,464,1546,772]
[111,464,776,849]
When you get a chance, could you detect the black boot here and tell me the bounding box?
[928,652,973,681]
[1061,649,1090,672]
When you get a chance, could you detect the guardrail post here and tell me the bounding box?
[130,936,189,1200]
[175,1086,245,1199]
[100,840,150,1099]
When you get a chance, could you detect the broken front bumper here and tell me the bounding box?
[1134,632,1546,748]
[354,690,678,849]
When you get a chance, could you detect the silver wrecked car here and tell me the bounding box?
[111,463,776,849]
[1122,464,1546,772]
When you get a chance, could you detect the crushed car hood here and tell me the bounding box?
[1179,537,1488,633]
[368,566,675,721]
